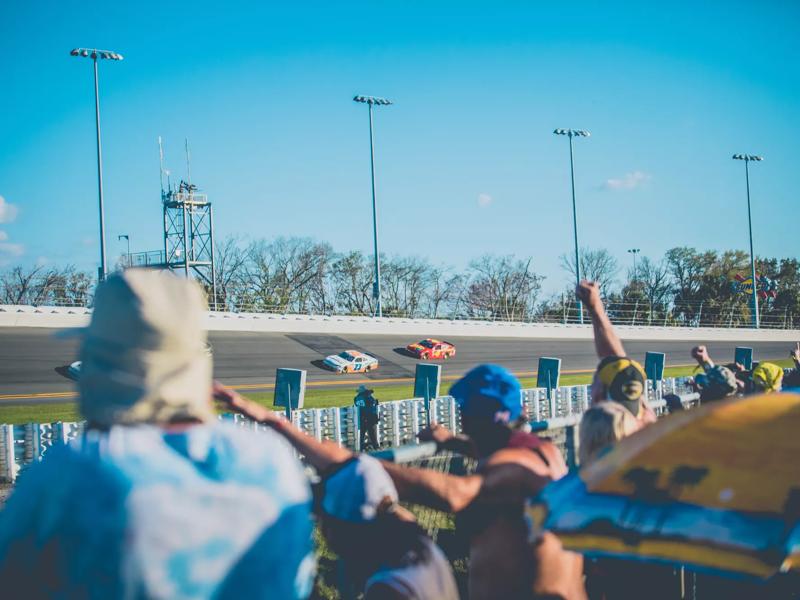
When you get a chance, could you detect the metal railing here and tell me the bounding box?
[3,290,794,329]
[0,377,695,482]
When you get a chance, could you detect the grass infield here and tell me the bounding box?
[0,359,792,424]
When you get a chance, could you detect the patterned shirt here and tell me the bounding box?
[0,422,316,599]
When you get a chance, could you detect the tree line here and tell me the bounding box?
[1,237,797,327]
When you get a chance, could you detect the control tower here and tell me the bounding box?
[159,138,218,309]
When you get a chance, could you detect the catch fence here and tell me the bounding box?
[3,296,794,329]
[0,377,696,483]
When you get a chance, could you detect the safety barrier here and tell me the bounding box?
[0,377,695,483]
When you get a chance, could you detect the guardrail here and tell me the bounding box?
[0,377,695,483]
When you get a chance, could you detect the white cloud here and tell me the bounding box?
[0,229,24,261]
[0,195,19,223]
[477,193,493,207]
[603,171,651,191]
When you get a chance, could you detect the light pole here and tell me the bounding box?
[732,153,763,329]
[70,47,124,282]
[354,95,392,318]
[118,234,130,267]
[554,128,590,324]
[627,248,641,283]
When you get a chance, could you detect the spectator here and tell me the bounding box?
[355,384,380,450]
[690,345,738,402]
[578,402,641,466]
[576,281,656,425]
[216,385,459,600]
[381,364,587,599]
[752,361,784,393]
[784,343,800,389]
[0,270,316,599]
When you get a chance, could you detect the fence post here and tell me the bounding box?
[312,409,322,442]
[332,408,342,446]
[411,401,420,439]
[391,402,401,447]
[1,424,15,482]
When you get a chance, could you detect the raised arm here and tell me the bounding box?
[213,382,351,471]
[577,280,626,359]
[379,460,483,513]
[691,345,715,370]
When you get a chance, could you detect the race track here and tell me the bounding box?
[0,327,792,404]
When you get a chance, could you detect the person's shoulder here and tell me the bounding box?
[482,437,566,479]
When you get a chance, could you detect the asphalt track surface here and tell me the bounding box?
[0,327,791,405]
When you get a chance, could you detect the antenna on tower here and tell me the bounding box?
[158,136,166,196]
[185,138,192,189]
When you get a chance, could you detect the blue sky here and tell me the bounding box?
[1,1,798,294]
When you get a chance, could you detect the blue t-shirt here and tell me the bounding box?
[0,422,316,599]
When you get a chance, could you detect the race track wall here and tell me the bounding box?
[1,305,797,342]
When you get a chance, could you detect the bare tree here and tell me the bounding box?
[560,247,619,293]
[423,267,464,319]
[213,236,247,310]
[242,237,333,313]
[330,250,374,315]
[627,256,672,325]
[464,255,542,320]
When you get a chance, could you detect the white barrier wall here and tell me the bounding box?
[0,305,797,342]
[1,377,695,482]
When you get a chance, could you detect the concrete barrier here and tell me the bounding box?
[0,305,797,342]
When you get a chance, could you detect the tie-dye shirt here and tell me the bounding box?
[0,422,316,599]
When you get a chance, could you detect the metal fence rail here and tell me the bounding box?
[0,377,695,483]
[2,294,796,329]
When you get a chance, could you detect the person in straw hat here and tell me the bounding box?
[0,269,316,599]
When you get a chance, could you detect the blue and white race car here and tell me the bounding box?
[323,350,379,374]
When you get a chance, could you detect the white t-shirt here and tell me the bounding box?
[365,536,459,600]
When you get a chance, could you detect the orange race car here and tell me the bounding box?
[405,338,456,360]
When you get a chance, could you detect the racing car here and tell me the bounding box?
[405,338,456,360]
[323,350,379,374]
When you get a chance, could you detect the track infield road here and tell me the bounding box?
[0,327,792,404]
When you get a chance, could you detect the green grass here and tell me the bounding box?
[0,359,793,424]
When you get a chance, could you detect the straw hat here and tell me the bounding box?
[77,269,214,426]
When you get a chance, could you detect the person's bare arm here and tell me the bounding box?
[417,423,477,457]
[214,382,351,470]
[576,280,625,359]
[380,460,483,513]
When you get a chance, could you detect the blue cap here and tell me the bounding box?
[449,364,522,421]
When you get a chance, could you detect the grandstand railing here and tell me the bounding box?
[0,377,696,483]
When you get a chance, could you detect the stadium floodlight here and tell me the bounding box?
[732,153,764,329]
[70,47,124,282]
[353,94,393,318]
[554,127,592,324]
[627,248,641,282]
[353,95,393,106]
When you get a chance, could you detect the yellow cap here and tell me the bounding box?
[752,362,783,393]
